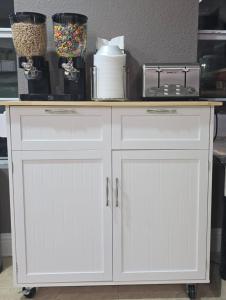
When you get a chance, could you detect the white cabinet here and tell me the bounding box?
[6,105,214,287]
[12,150,112,284]
[113,150,209,282]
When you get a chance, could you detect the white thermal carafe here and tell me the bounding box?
[93,36,126,100]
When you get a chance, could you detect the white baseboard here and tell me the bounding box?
[0,229,223,258]
[0,233,12,257]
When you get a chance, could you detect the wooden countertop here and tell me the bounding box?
[0,100,223,107]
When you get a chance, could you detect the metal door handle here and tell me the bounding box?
[146,109,177,114]
[106,177,109,207]
[116,178,119,207]
[45,109,77,114]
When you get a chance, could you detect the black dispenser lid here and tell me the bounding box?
[52,13,88,25]
[9,12,46,24]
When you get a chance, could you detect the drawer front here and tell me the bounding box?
[112,107,210,150]
[10,107,111,150]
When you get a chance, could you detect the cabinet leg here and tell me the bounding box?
[186,284,197,299]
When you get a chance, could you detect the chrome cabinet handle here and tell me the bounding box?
[106,177,109,207]
[116,178,119,207]
[45,109,77,114]
[146,109,177,114]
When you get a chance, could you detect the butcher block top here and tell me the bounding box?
[0,100,223,107]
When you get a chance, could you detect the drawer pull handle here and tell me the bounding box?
[45,109,77,114]
[146,109,177,114]
[116,178,119,207]
[106,177,110,207]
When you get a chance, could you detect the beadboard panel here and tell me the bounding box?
[12,150,112,284]
[113,150,209,281]
[1,230,222,258]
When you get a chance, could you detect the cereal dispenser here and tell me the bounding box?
[9,12,51,100]
[52,13,88,100]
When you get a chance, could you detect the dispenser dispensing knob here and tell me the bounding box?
[62,60,79,81]
[21,59,41,80]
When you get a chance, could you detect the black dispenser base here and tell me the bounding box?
[20,94,50,101]
[19,57,51,96]
[60,57,86,100]
[20,94,89,101]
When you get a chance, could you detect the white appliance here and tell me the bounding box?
[92,36,127,100]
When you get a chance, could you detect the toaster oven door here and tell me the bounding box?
[159,68,185,87]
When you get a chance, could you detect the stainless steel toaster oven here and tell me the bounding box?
[143,64,200,99]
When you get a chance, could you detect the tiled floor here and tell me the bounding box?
[1,257,226,300]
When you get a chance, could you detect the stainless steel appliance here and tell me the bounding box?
[143,64,200,99]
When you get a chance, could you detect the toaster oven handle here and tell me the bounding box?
[146,109,177,114]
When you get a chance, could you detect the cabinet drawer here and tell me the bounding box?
[10,107,111,150]
[112,107,210,150]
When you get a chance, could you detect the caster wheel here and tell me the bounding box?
[22,287,37,299]
[186,284,197,299]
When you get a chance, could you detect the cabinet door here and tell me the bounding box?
[12,150,112,284]
[113,150,209,282]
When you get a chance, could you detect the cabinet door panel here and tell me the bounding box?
[10,107,111,150]
[113,150,209,282]
[12,150,112,284]
[112,107,210,150]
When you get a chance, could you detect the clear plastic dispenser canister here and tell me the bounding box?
[9,12,51,99]
[9,12,47,58]
[52,13,87,59]
[92,36,127,100]
[52,13,88,100]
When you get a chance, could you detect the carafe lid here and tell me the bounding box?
[9,12,46,24]
[97,45,123,56]
[52,13,88,25]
